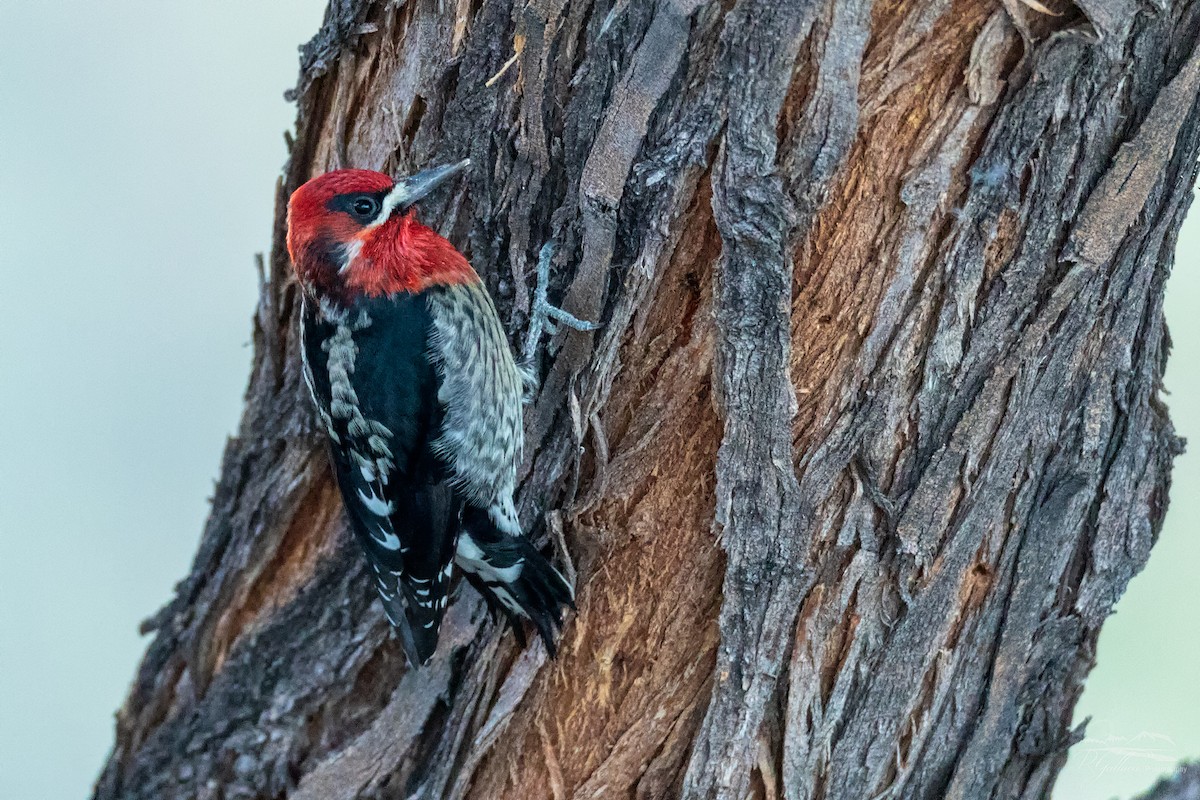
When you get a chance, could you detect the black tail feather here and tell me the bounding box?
[392,612,440,667]
[374,581,443,667]
[397,584,446,666]
[503,540,572,655]
[462,570,528,648]
[457,509,574,655]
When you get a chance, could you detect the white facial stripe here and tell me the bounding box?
[364,159,470,230]
[363,185,406,230]
[338,237,364,274]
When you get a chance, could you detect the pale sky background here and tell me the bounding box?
[0,2,1195,799]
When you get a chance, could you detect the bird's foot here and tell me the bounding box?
[533,297,600,337]
[522,242,600,365]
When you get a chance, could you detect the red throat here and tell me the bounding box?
[345,211,478,296]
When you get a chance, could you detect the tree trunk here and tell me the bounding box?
[95,1,1200,798]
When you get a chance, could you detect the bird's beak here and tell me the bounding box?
[383,159,471,215]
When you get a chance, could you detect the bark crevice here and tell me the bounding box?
[94,1,1199,798]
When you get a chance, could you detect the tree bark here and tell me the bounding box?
[95,1,1200,798]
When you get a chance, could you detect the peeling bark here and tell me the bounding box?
[95,1,1200,798]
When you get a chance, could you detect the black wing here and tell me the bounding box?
[302,293,459,665]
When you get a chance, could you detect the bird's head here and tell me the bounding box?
[286,160,474,301]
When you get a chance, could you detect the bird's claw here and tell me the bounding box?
[535,299,601,335]
[522,241,600,365]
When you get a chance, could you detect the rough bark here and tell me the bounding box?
[95,0,1200,798]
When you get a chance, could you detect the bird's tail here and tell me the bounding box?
[370,568,447,667]
[456,507,574,655]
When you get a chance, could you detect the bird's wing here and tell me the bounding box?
[331,444,459,664]
[302,294,460,665]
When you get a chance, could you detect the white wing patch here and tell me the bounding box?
[323,314,396,469]
[300,310,340,442]
[367,524,401,551]
[315,307,405,552]
[356,488,394,516]
[456,533,523,585]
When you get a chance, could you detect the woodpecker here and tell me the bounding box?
[286,160,574,665]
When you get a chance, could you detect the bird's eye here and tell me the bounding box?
[352,196,380,218]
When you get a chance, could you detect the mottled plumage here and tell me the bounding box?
[427,282,526,530]
[287,164,573,665]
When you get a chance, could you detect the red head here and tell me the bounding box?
[286,161,475,301]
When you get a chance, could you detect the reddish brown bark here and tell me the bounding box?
[96,1,1200,798]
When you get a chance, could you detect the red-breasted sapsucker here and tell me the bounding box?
[286,161,573,666]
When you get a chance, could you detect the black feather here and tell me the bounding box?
[458,506,574,656]
[303,293,459,665]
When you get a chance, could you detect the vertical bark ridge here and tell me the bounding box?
[92,1,1200,798]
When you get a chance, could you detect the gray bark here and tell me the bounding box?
[94,1,1200,798]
